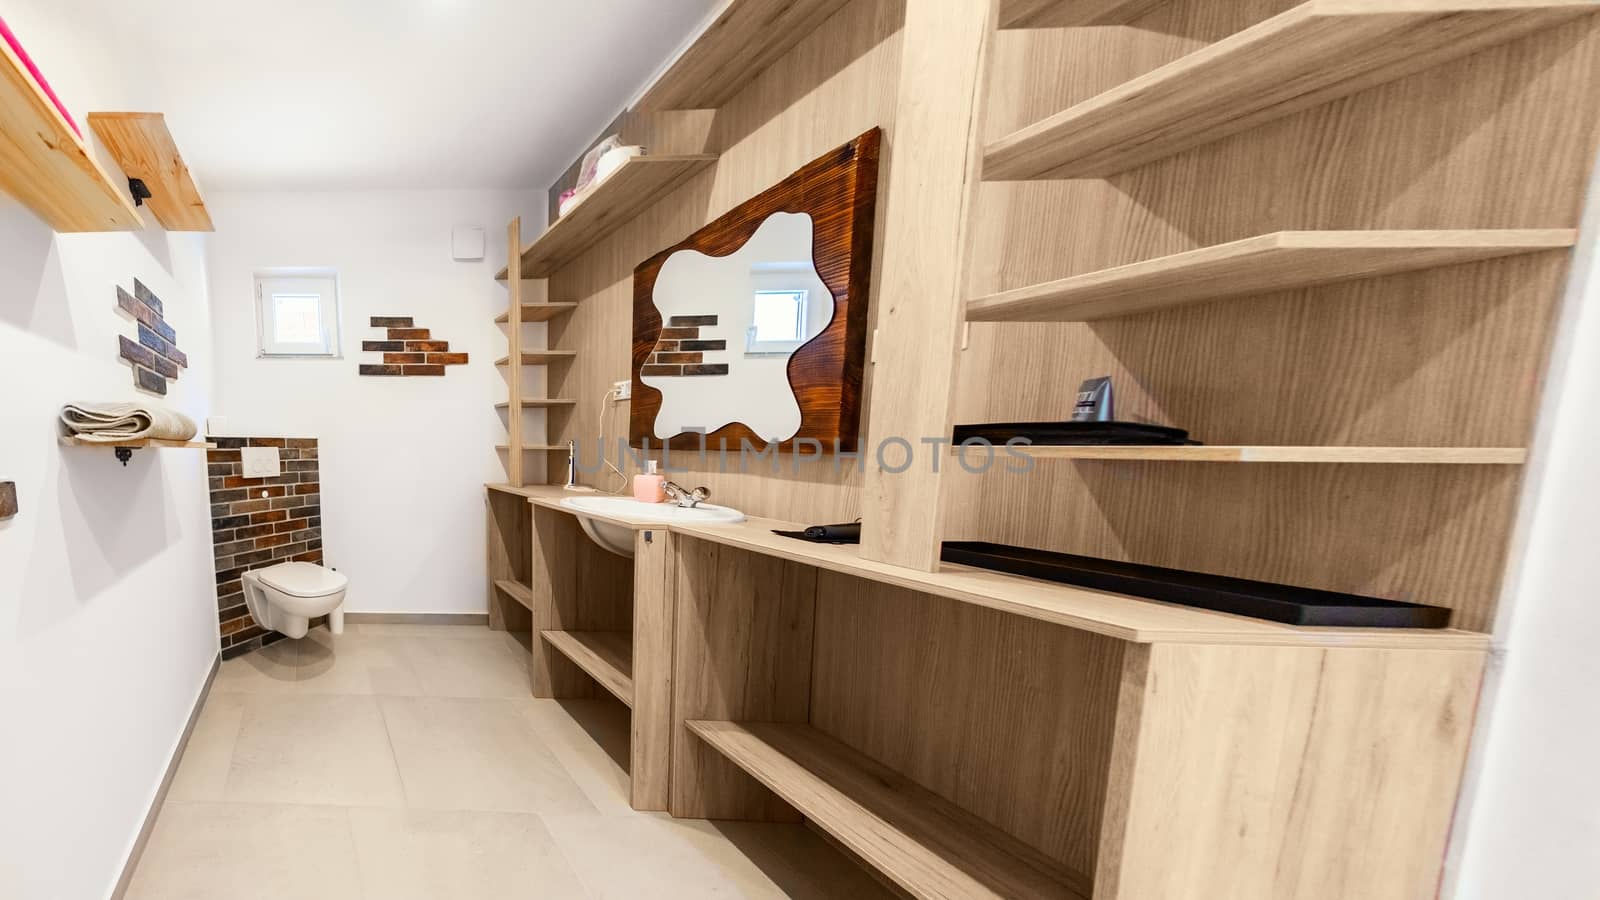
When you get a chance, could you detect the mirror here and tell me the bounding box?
[631,128,881,453]
[641,212,831,442]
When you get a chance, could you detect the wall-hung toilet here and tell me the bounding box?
[241,561,348,639]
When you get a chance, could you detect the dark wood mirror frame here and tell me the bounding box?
[630,127,881,453]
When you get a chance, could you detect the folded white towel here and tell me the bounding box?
[60,402,199,443]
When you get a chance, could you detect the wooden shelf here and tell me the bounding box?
[86,112,213,231]
[58,437,215,450]
[634,0,854,110]
[0,41,142,231]
[495,351,578,366]
[688,720,1089,899]
[495,444,570,452]
[541,630,634,707]
[495,303,579,324]
[493,578,533,611]
[966,230,1578,322]
[494,155,717,279]
[983,0,1600,180]
[495,399,578,410]
[1000,0,1166,28]
[667,515,1489,650]
[989,444,1527,465]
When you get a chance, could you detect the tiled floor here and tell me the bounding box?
[127,623,892,900]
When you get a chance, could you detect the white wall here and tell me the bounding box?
[205,190,542,615]
[1444,155,1600,897]
[0,14,222,900]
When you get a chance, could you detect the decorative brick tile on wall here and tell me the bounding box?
[646,314,728,376]
[207,437,324,659]
[358,316,469,376]
[116,278,188,395]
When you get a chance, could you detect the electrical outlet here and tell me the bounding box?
[614,380,632,400]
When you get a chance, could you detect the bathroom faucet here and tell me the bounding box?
[662,481,710,509]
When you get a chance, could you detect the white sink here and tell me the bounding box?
[560,495,745,558]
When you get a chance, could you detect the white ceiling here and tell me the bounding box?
[12,0,718,191]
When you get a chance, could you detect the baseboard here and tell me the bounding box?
[110,652,220,900]
[343,612,490,625]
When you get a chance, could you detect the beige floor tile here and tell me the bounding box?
[399,635,533,698]
[125,802,362,900]
[165,693,246,802]
[380,696,596,815]
[347,807,590,899]
[352,622,502,640]
[209,640,299,694]
[294,628,424,695]
[517,698,635,815]
[225,694,406,807]
[544,813,797,899]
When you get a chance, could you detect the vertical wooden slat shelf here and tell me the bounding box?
[983,0,1600,180]
[0,38,142,231]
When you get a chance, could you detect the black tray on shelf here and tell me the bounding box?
[940,541,1452,628]
[951,421,1198,446]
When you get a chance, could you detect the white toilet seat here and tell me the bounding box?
[242,562,348,639]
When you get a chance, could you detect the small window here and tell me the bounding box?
[255,273,341,357]
[746,289,808,354]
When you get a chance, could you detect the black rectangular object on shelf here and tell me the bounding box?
[952,420,1197,446]
[940,541,1452,628]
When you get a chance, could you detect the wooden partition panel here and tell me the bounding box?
[485,490,532,633]
[1096,642,1486,900]
[630,528,677,810]
[528,506,632,697]
[808,573,1124,890]
[670,536,817,822]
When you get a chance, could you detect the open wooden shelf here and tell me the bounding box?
[493,578,533,611]
[496,351,578,366]
[496,303,579,324]
[541,630,634,707]
[495,155,717,280]
[58,437,214,450]
[986,444,1527,465]
[688,720,1089,899]
[983,0,1600,180]
[966,230,1578,322]
[87,112,213,231]
[667,515,1489,650]
[634,0,854,110]
[496,444,570,452]
[0,41,143,232]
[495,399,578,410]
[1000,0,1166,28]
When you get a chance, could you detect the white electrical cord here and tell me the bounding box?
[595,386,629,494]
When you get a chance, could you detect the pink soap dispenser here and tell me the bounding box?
[633,460,666,502]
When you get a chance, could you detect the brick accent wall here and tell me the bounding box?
[358,316,469,376]
[644,315,729,377]
[207,437,324,659]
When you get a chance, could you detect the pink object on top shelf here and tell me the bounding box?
[0,14,82,138]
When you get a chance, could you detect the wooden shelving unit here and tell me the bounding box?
[495,302,578,324]
[495,155,717,280]
[999,0,1165,28]
[987,444,1527,465]
[966,230,1578,322]
[541,630,634,707]
[493,578,533,611]
[86,112,213,231]
[59,437,214,450]
[983,0,1600,180]
[496,351,578,366]
[0,40,142,232]
[687,720,1089,899]
[496,444,570,453]
[495,399,577,410]
[633,0,854,110]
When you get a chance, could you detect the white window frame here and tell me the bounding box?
[254,272,342,358]
[746,289,809,355]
